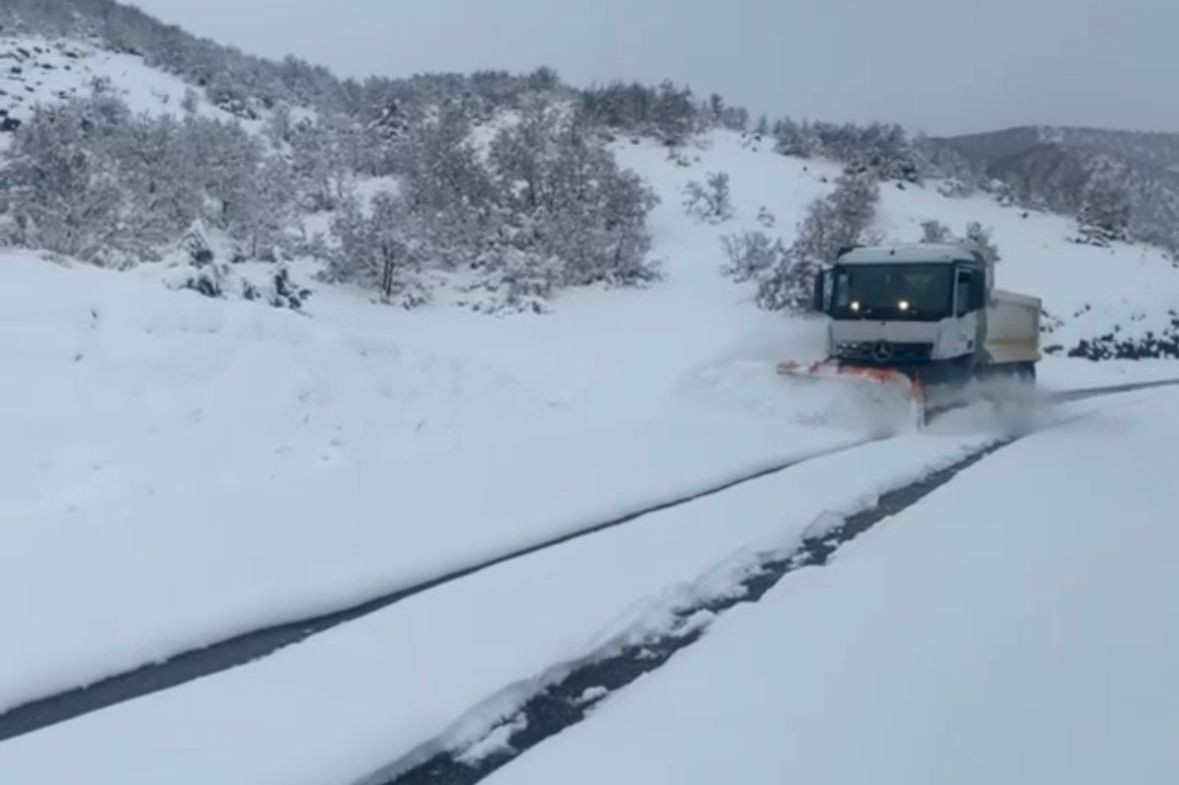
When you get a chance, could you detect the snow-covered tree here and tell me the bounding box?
[772,117,817,158]
[492,112,658,288]
[577,80,698,143]
[1,96,128,263]
[1077,170,1132,246]
[683,172,734,223]
[289,118,352,211]
[0,91,302,264]
[113,112,202,255]
[403,109,498,269]
[756,174,879,311]
[330,190,423,302]
[233,156,296,260]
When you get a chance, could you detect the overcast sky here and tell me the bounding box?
[129,0,1176,135]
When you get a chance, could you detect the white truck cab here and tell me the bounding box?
[814,243,1040,386]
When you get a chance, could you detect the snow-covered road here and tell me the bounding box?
[0,425,1008,784]
[0,431,874,741]
[482,386,1179,785]
[4,383,1171,785]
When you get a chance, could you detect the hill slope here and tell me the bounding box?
[934,125,1179,253]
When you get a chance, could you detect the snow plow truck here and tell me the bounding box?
[780,242,1041,423]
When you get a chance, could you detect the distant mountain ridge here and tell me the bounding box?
[942,125,1179,169]
[932,125,1179,251]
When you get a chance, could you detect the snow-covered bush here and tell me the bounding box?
[920,220,1001,265]
[683,172,733,224]
[666,146,692,168]
[720,231,786,283]
[920,220,953,243]
[771,117,818,158]
[466,249,561,314]
[965,221,1001,263]
[1065,314,1179,360]
[936,178,977,198]
[706,93,749,132]
[166,224,311,309]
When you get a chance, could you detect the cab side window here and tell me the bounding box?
[956,270,972,316]
[835,272,851,307]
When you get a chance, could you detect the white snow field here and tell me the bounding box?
[0,428,1014,785]
[483,386,1179,785]
[2,39,1179,784]
[0,250,860,715]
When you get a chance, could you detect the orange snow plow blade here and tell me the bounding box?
[777,360,926,429]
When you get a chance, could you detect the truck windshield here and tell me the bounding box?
[830,264,953,321]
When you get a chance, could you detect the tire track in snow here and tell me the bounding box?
[374,378,1179,785]
[370,441,1015,785]
[2,378,1175,744]
[0,440,876,743]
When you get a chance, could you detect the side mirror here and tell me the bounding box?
[812,269,827,313]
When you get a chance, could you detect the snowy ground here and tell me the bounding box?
[482,386,1179,785]
[0,390,1170,785]
[0,425,1013,784]
[0,250,861,715]
[3,48,1179,784]
[0,35,241,138]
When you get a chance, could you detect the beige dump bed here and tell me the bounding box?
[986,289,1042,365]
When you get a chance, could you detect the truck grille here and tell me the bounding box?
[836,341,934,365]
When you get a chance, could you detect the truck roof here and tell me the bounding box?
[837,243,982,266]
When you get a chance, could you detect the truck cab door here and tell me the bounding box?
[935,267,980,360]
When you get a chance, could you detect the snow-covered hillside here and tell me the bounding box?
[0,34,238,135]
[2,26,1179,785]
[619,132,1179,354]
